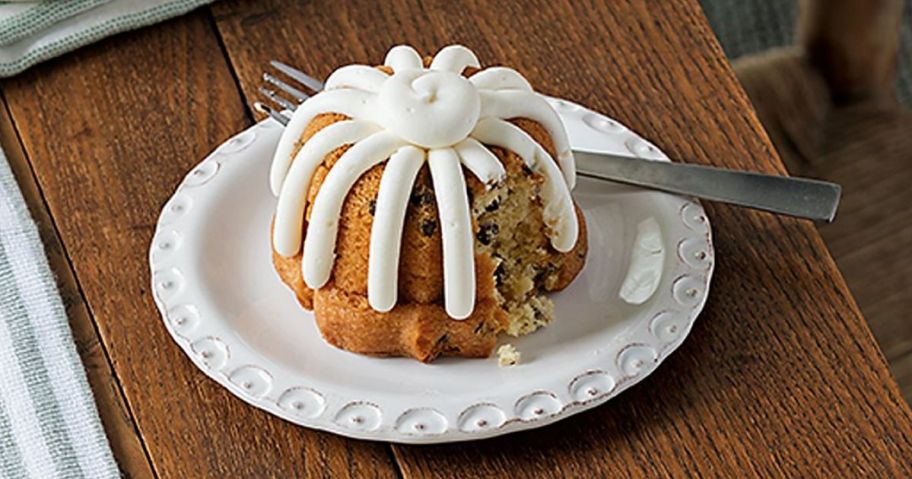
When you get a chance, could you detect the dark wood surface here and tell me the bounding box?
[0,100,154,479]
[732,1,912,403]
[1,0,910,477]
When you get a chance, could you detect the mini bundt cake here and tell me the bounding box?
[270,45,588,362]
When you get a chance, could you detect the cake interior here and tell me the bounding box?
[469,145,563,337]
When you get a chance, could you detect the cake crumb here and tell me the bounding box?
[497,344,521,367]
[505,294,554,337]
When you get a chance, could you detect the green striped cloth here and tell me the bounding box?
[0,0,213,77]
[0,0,111,46]
[0,154,118,478]
[0,1,211,477]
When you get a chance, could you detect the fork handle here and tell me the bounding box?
[574,150,842,222]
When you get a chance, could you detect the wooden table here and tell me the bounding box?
[2,1,910,477]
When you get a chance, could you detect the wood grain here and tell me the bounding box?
[1,0,909,477]
[812,105,912,403]
[0,98,155,479]
[0,10,396,478]
[210,0,912,476]
[733,48,912,402]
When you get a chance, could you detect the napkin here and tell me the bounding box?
[0,0,111,46]
[0,0,212,77]
[0,1,212,477]
[0,154,119,478]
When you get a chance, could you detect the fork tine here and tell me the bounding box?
[254,101,290,126]
[264,72,310,102]
[270,60,325,92]
[258,87,298,112]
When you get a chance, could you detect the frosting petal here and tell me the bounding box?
[430,45,480,73]
[302,131,406,289]
[428,148,476,319]
[479,90,576,188]
[471,118,578,252]
[469,67,533,91]
[454,137,505,186]
[271,89,377,195]
[384,45,423,71]
[368,146,426,312]
[325,65,389,92]
[273,120,380,256]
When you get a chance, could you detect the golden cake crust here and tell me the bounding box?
[313,253,507,361]
[272,112,588,362]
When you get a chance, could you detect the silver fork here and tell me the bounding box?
[256,61,841,222]
[254,61,324,125]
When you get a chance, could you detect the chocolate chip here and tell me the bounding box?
[494,262,506,286]
[368,199,376,216]
[521,164,534,176]
[420,219,437,236]
[534,263,558,282]
[484,198,500,212]
[476,223,499,245]
[410,190,434,207]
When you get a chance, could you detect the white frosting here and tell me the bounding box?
[429,45,480,73]
[271,45,579,319]
[619,217,664,305]
[325,65,388,92]
[479,90,576,188]
[302,131,405,289]
[270,89,376,195]
[377,69,481,148]
[384,45,423,71]
[274,120,379,256]
[453,137,505,186]
[471,118,578,252]
[368,146,425,312]
[428,148,476,319]
[469,66,533,91]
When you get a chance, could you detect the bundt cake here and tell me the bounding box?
[270,45,588,362]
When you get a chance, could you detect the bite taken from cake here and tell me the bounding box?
[269,45,588,362]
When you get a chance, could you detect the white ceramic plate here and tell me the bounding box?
[149,98,714,443]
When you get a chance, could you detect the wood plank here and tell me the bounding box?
[889,348,912,404]
[812,107,912,406]
[731,47,912,417]
[0,97,155,479]
[210,0,912,476]
[1,10,397,478]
